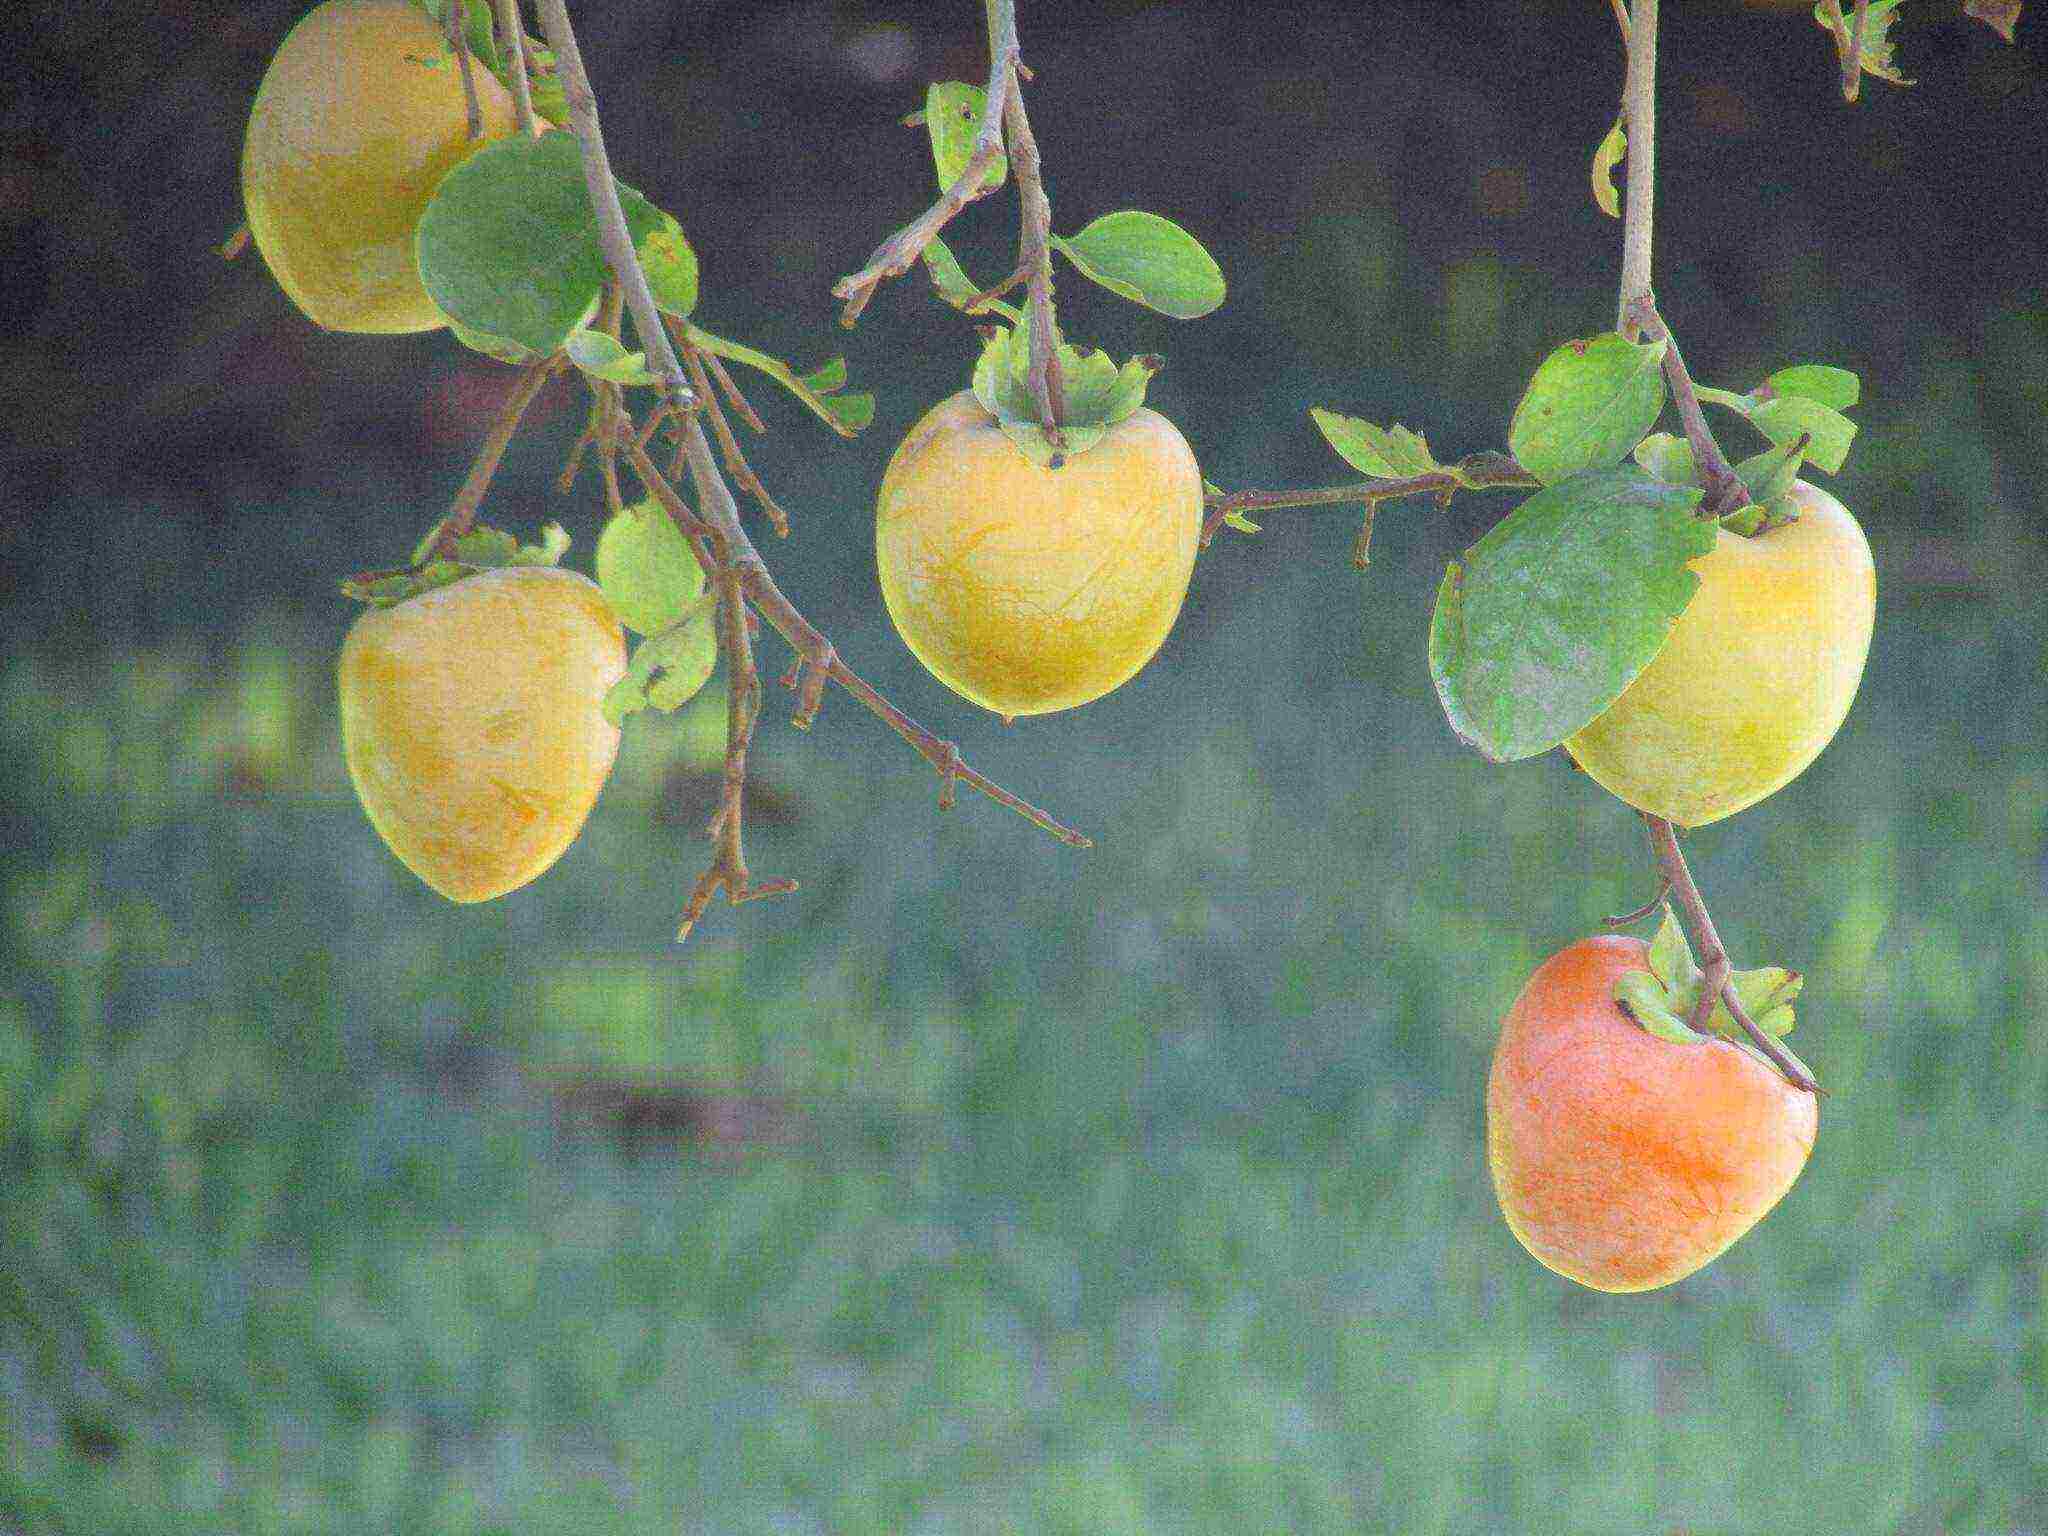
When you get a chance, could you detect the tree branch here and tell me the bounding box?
[1616,0,1656,335]
[1200,454,1538,562]
[494,0,541,137]
[1625,295,1752,519]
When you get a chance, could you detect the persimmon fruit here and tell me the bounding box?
[242,0,518,333]
[1563,480,1875,826]
[1487,935,1818,1292]
[338,565,627,902]
[874,390,1203,717]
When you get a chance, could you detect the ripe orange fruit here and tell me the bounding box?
[1564,480,1874,826]
[875,391,1202,717]
[242,0,517,333]
[1487,935,1818,1293]
[338,566,627,902]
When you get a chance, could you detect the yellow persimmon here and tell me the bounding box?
[338,566,627,902]
[242,0,517,333]
[875,391,1202,717]
[1564,480,1875,826]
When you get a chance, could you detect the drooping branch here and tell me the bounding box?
[533,0,1087,939]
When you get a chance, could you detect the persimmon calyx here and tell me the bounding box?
[971,324,1162,466]
[1613,906,1803,1049]
[341,522,569,607]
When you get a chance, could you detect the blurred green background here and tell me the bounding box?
[4,0,2046,1531]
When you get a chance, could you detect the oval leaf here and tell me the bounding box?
[418,133,699,356]
[1591,114,1626,219]
[1054,211,1225,320]
[1748,395,1857,474]
[1764,364,1859,410]
[595,498,705,637]
[1509,333,1670,486]
[1310,409,1440,479]
[565,329,658,385]
[924,82,1006,193]
[1428,467,1713,762]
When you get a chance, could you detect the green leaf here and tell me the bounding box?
[1734,440,1805,507]
[685,324,873,438]
[1646,905,1701,991]
[1427,467,1712,762]
[564,329,658,385]
[417,0,500,74]
[1054,211,1225,320]
[595,498,705,637]
[417,132,699,356]
[1591,114,1626,219]
[1508,333,1669,485]
[1748,395,1856,474]
[1814,0,1913,87]
[1764,364,1859,410]
[1708,966,1803,1039]
[1309,409,1440,479]
[603,605,720,726]
[1632,431,1697,485]
[449,320,541,364]
[923,82,1006,194]
[346,522,567,607]
[922,236,1021,322]
[1614,971,1706,1045]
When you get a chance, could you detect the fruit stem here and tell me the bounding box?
[1644,816,1821,1094]
[494,0,542,137]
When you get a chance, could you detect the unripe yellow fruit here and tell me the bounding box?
[875,391,1202,717]
[338,566,627,902]
[1564,481,1875,826]
[242,0,517,333]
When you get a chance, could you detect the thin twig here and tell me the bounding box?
[1616,0,1657,335]
[494,0,541,136]
[999,72,1064,442]
[1644,818,1821,1094]
[1602,874,1671,928]
[1626,295,1751,519]
[443,1,485,140]
[1608,0,1631,44]
[696,342,769,434]
[678,336,791,537]
[830,0,1019,325]
[1200,454,1539,548]
[429,356,557,555]
[1842,0,1872,101]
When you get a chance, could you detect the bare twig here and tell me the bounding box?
[428,355,558,556]
[1644,818,1821,1093]
[1608,0,1631,44]
[1616,0,1657,334]
[697,344,768,435]
[1200,454,1538,552]
[677,335,791,538]
[1602,874,1671,928]
[443,0,485,140]
[493,0,541,136]
[1626,295,1752,519]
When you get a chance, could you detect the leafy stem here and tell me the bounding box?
[1200,453,1538,565]
[533,0,1087,940]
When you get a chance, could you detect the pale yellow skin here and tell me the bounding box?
[1564,480,1875,827]
[339,566,627,902]
[243,0,517,333]
[876,392,1202,717]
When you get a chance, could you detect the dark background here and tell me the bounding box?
[3,3,2046,1531]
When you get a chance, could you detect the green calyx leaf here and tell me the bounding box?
[1614,906,1805,1055]
[565,329,659,385]
[1632,431,1698,486]
[417,132,699,357]
[1053,211,1226,320]
[1591,114,1626,219]
[921,82,1006,194]
[683,324,875,438]
[1310,409,1443,480]
[344,522,569,607]
[1428,466,1711,762]
[1734,439,1806,510]
[971,326,1159,466]
[595,498,705,636]
[1510,333,1670,486]
[602,598,720,726]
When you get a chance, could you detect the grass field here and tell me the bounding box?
[2,559,2044,1534]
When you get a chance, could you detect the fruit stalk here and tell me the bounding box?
[431,355,559,556]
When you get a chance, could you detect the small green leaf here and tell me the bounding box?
[1614,971,1706,1044]
[1054,211,1225,320]
[1814,0,1913,87]
[1734,440,1805,507]
[1428,467,1712,762]
[1763,364,1859,410]
[798,357,848,395]
[595,498,705,636]
[1591,114,1626,219]
[449,320,542,364]
[820,392,876,433]
[685,324,874,438]
[1309,409,1440,479]
[603,604,720,726]
[1509,333,1669,485]
[1222,511,1260,534]
[1632,432,1697,485]
[922,236,1021,322]
[923,82,1006,193]
[1646,905,1701,991]
[564,329,658,384]
[1748,395,1856,474]
[346,522,566,607]
[1713,966,1803,1038]
[417,132,698,356]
